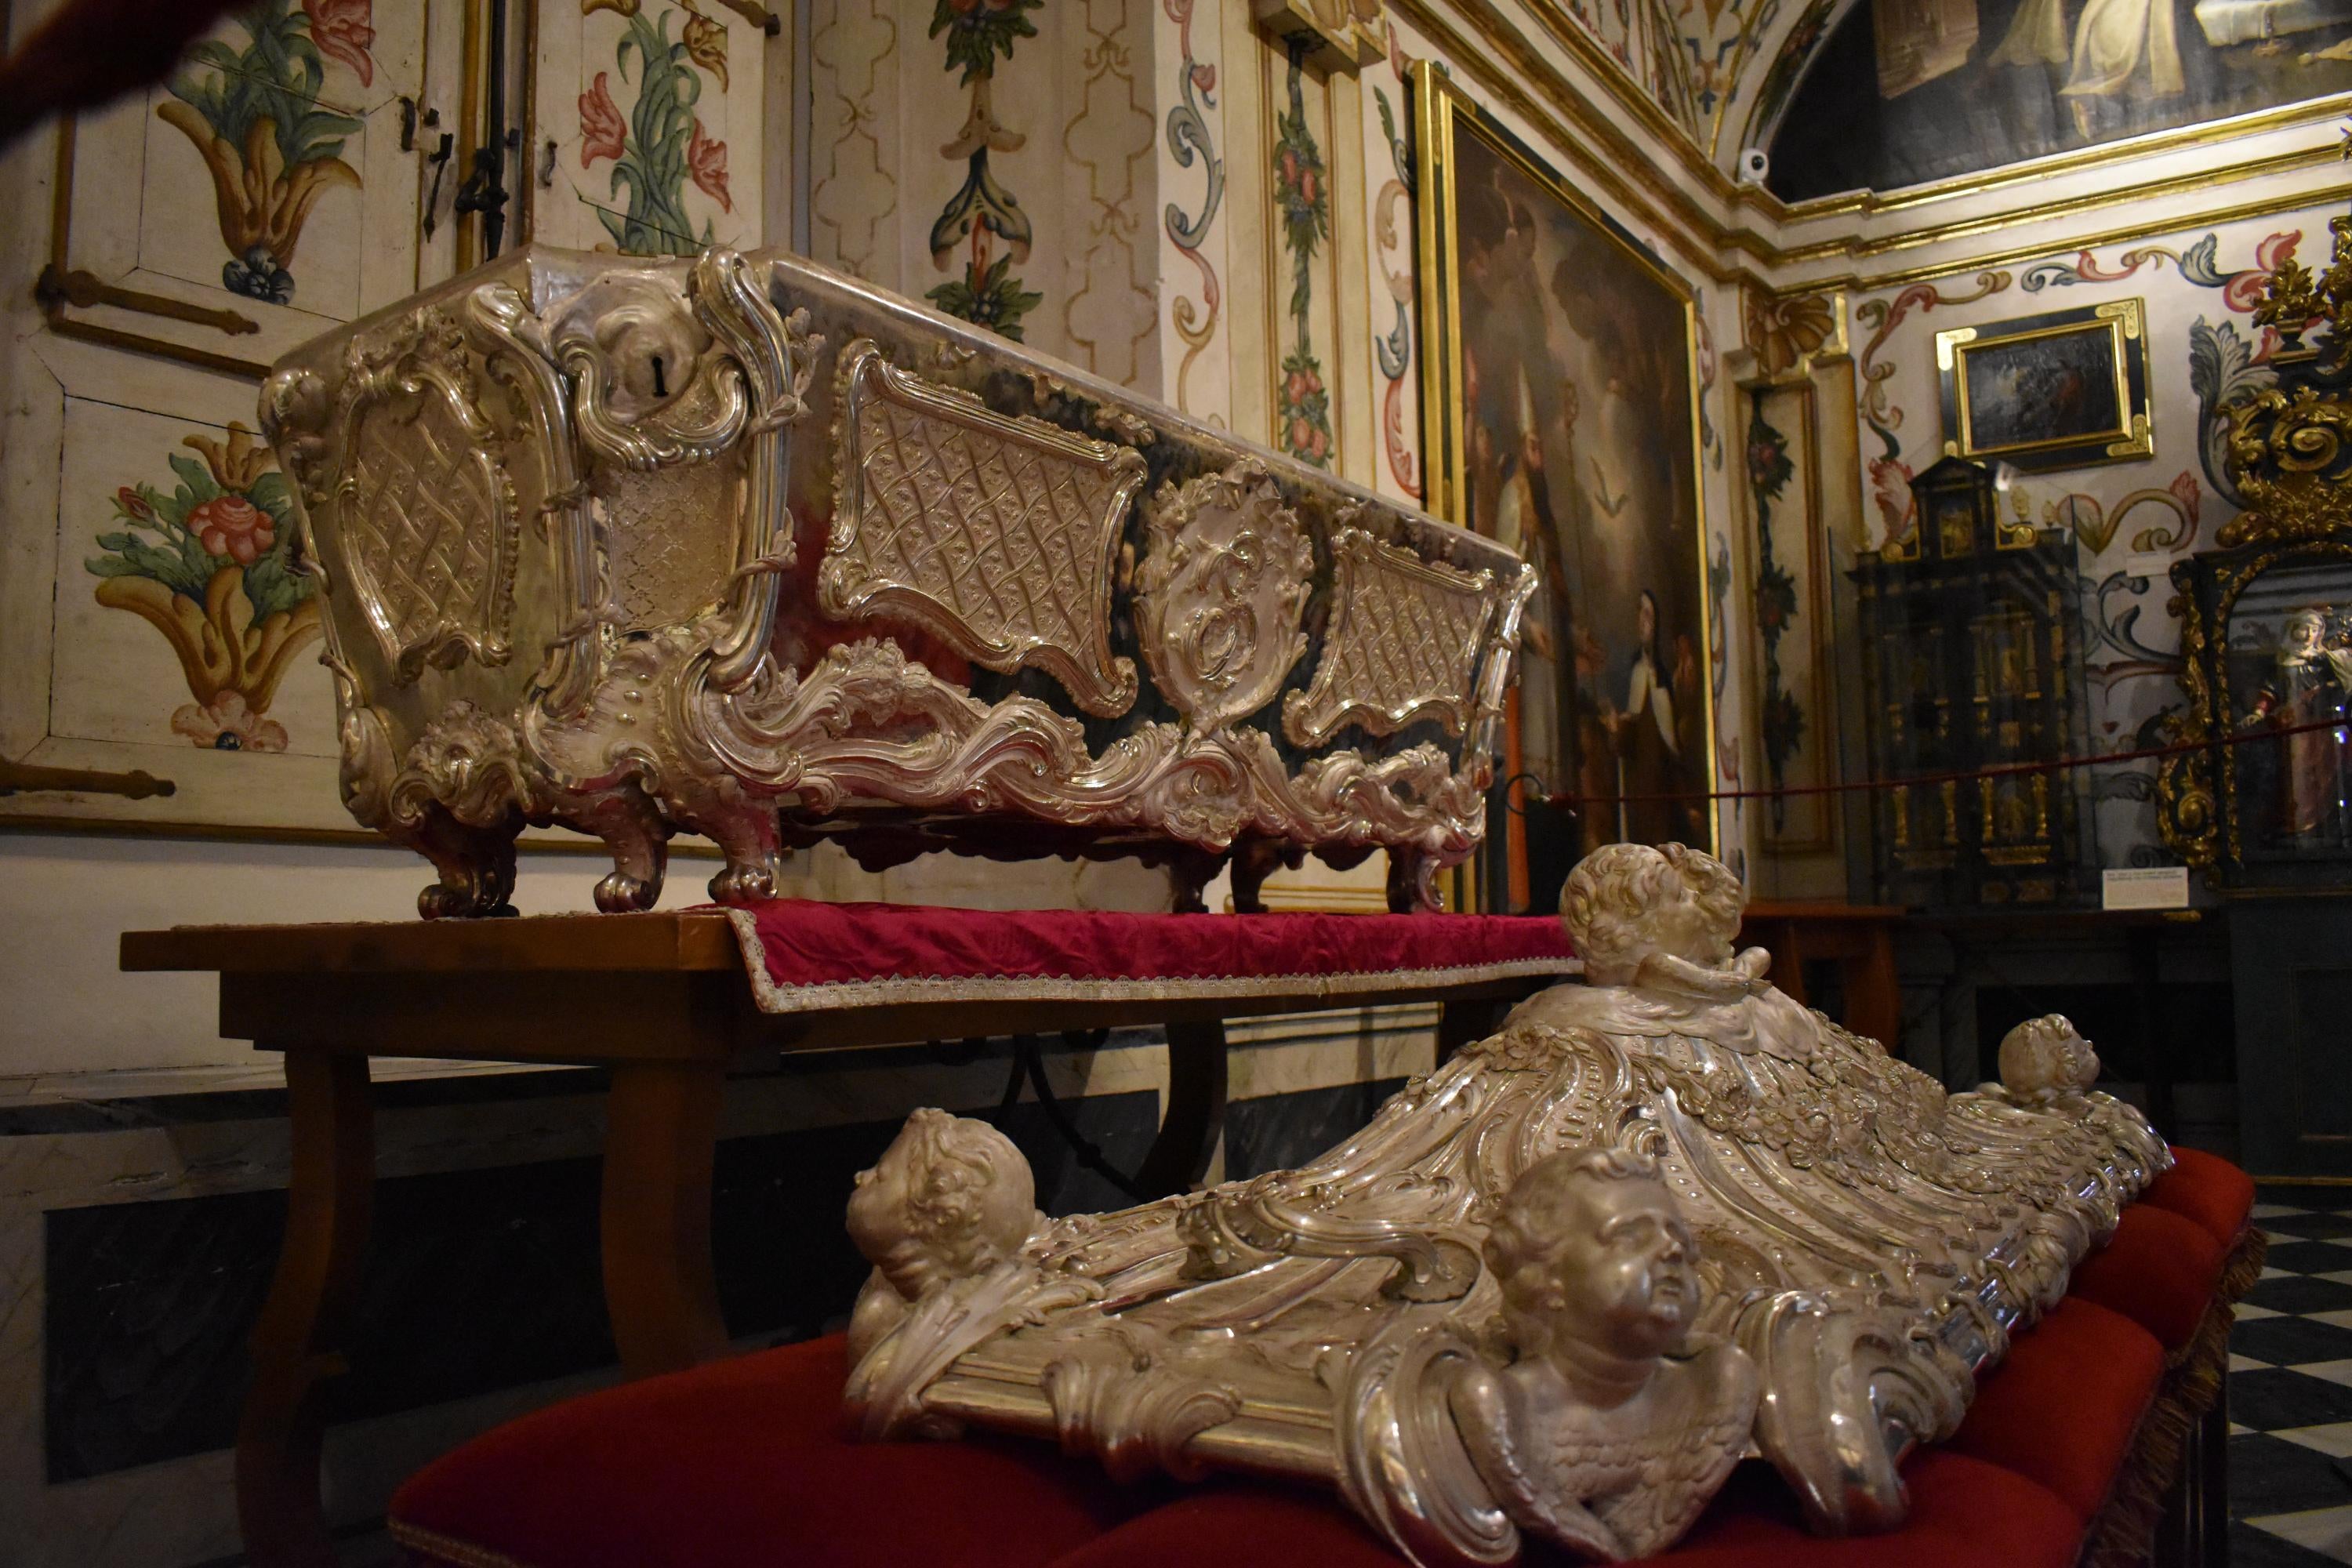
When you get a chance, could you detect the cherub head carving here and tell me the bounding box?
[1559,843,1745,987]
[847,1109,1036,1301]
[1998,1014,2100,1100]
[1485,1148,1700,1385]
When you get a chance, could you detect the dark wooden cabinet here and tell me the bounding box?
[1855,456,2094,909]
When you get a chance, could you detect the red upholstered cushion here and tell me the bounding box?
[2142,1146,2256,1248]
[1619,1451,2082,1568]
[2067,1203,2227,1352]
[1039,1452,2082,1568]
[717,899,1574,993]
[390,1335,1134,1568]
[1040,1481,1399,1568]
[1949,1298,2165,1521]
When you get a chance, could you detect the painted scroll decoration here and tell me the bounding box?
[1285,526,1497,746]
[841,842,2172,1566]
[824,339,1145,718]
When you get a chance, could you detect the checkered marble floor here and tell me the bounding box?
[2228,1188,2352,1566]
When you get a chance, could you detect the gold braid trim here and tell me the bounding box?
[387,1518,541,1568]
[2078,1219,2263,1568]
[2220,1224,2270,1303]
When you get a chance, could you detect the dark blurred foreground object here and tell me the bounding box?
[0,0,241,154]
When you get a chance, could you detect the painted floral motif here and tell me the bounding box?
[173,691,289,753]
[925,0,1044,338]
[159,0,370,303]
[1744,408,1802,829]
[933,0,1040,82]
[678,0,729,87]
[86,425,321,752]
[1272,42,1334,469]
[579,2,731,255]
[1163,0,1224,416]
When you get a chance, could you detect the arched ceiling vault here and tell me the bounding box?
[1707,0,1860,176]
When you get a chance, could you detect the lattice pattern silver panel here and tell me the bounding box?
[822,339,1145,717]
[1285,528,1496,747]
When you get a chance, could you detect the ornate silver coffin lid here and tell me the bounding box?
[260,248,1531,917]
[837,844,2173,1565]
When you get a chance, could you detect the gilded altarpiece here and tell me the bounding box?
[2158,230,2352,891]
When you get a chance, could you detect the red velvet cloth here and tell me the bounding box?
[720,900,1574,992]
[2143,1147,2257,1249]
[1947,1298,2165,1521]
[2066,1202,2228,1353]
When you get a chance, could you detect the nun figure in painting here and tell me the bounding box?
[1985,0,2187,137]
[1602,590,1700,845]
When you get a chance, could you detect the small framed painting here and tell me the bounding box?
[1936,299,2153,472]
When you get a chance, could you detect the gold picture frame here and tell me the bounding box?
[1410,60,1717,913]
[1936,299,2154,471]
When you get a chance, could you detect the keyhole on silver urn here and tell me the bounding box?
[650,355,668,399]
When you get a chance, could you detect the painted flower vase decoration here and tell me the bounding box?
[1272,46,1334,468]
[1744,410,1805,826]
[159,0,372,304]
[924,0,1044,339]
[579,0,733,256]
[86,425,322,752]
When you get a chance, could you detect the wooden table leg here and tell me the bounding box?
[1755,919,1809,1009]
[237,1049,373,1568]
[601,1062,731,1375]
[1437,997,1508,1062]
[1133,1020,1229,1198]
[1843,922,1903,1053]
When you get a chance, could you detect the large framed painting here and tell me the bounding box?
[1936,299,2154,472]
[1410,61,1715,915]
[1765,0,2352,201]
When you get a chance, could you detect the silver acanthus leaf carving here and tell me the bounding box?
[822,338,1145,718]
[1134,459,1315,732]
[840,842,2171,1566]
[1286,525,1497,747]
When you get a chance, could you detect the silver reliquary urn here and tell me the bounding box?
[257,247,1532,916]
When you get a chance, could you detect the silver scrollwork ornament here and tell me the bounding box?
[839,843,2169,1565]
[265,246,1529,916]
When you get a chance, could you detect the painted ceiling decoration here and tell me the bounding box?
[1748,0,2352,198]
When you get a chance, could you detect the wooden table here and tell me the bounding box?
[122,913,1574,1568]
